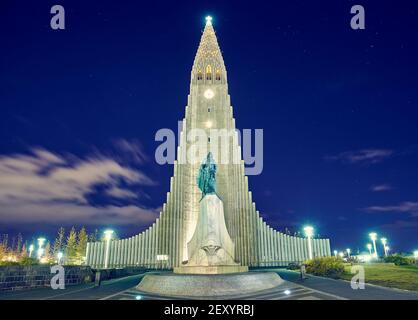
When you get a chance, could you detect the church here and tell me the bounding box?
[85,17,331,270]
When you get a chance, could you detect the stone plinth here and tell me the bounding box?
[186,194,236,267]
[174,265,248,275]
[136,272,283,297]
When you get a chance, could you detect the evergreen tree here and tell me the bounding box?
[52,227,65,257]
[16,233,23,253]
[1,234,8,248]
[44,241,51,262]
[88,229,99,242]
[11,236,16,253]
[65,227,77,264]
[76,227,88,264]
[21,243,28,258]
[0,242,6,260]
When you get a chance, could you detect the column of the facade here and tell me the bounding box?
[296,236,301,262]
[85,243,91,265]
[120,239,125,266]
[150,224,156,269]
[162,202,167,263]
[300,237,305,262]
[326,239,331,256]
[149,226,153,268]
[321,239,326,257]
[237,164,244,264]
[90,243,96,267]
[139,233,144,266]
[168,179,174,267]
[155,220,160,269]
[268,227,273,266]
[108,240,114,268]
[256,216,262,266]
[144,229,149,268]
[274,231,279,266]
[177,164,184,267]
[96,241,102,268]
[250,202,257,266]
[98,242,103,267]
[302,238,308,261]
[172,165,179,267]
[268,228,273,265]
[116,240,121,267]
[279,233,285,265]
[259,217,265,266]
[290,236,295,262]
[263,225,268,266]
[165,195,170,267]
[312,239,321,257]
[119,239,124,267]
[242,178,251,265]
[133,235,138,266]
[129,237,134,266]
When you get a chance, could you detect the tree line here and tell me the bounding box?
[0,227,103,265]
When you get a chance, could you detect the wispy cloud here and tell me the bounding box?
[325,149,393,165]
[370,184,393,192]
[0,147,160,225]
[112,139,149,164]
[379,219,418,230]
[364,202,418,217]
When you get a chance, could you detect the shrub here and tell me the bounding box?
[19,257,39,266]
[0,261,20,266]
[287,262,301,270]
[305,256,345,279]
[384,254,414,266]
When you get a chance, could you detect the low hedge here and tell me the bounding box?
[384,254,414,266]
[305,256,345,279]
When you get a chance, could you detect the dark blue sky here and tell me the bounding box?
[1,0,417,253]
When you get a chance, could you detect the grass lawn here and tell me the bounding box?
[340,263,418,291]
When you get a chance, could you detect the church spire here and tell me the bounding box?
[192,16,226,84]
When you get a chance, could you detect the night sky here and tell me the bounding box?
[1,0,417,254]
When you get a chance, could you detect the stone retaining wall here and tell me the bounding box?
[0,265,94,292]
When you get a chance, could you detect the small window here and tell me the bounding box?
[216,70,221,81]
[206,65,212,80]
[208,137,211,143]
[208,107,211,112]
[197,71,203,80]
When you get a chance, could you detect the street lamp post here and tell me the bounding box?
[381,238,388,257]
[57,251,63,265]
[103,229,114,269]
[333,250,338,257]
[367,243,372,256]
[304,226,314,260]
[369,232,378,258]
[414,251,418,263]
[346,248,351,258]
[28,244,34,258]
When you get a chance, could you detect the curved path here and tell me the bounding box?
[0,269,417,300]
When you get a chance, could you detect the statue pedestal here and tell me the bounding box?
[136,272,283,297]
[174,265,248,274]
[175,194,243,274]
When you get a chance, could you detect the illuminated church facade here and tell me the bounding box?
[86,17,331,269]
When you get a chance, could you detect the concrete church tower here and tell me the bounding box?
[85,17,331,269]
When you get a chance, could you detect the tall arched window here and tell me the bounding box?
[197,70,203,80]
[215,69,221,81]
[206,65,212,80]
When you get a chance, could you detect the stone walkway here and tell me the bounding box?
[1,269,417,300]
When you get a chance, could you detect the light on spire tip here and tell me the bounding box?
[205,16,212,25]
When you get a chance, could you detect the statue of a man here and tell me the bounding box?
[197,152,217,199]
